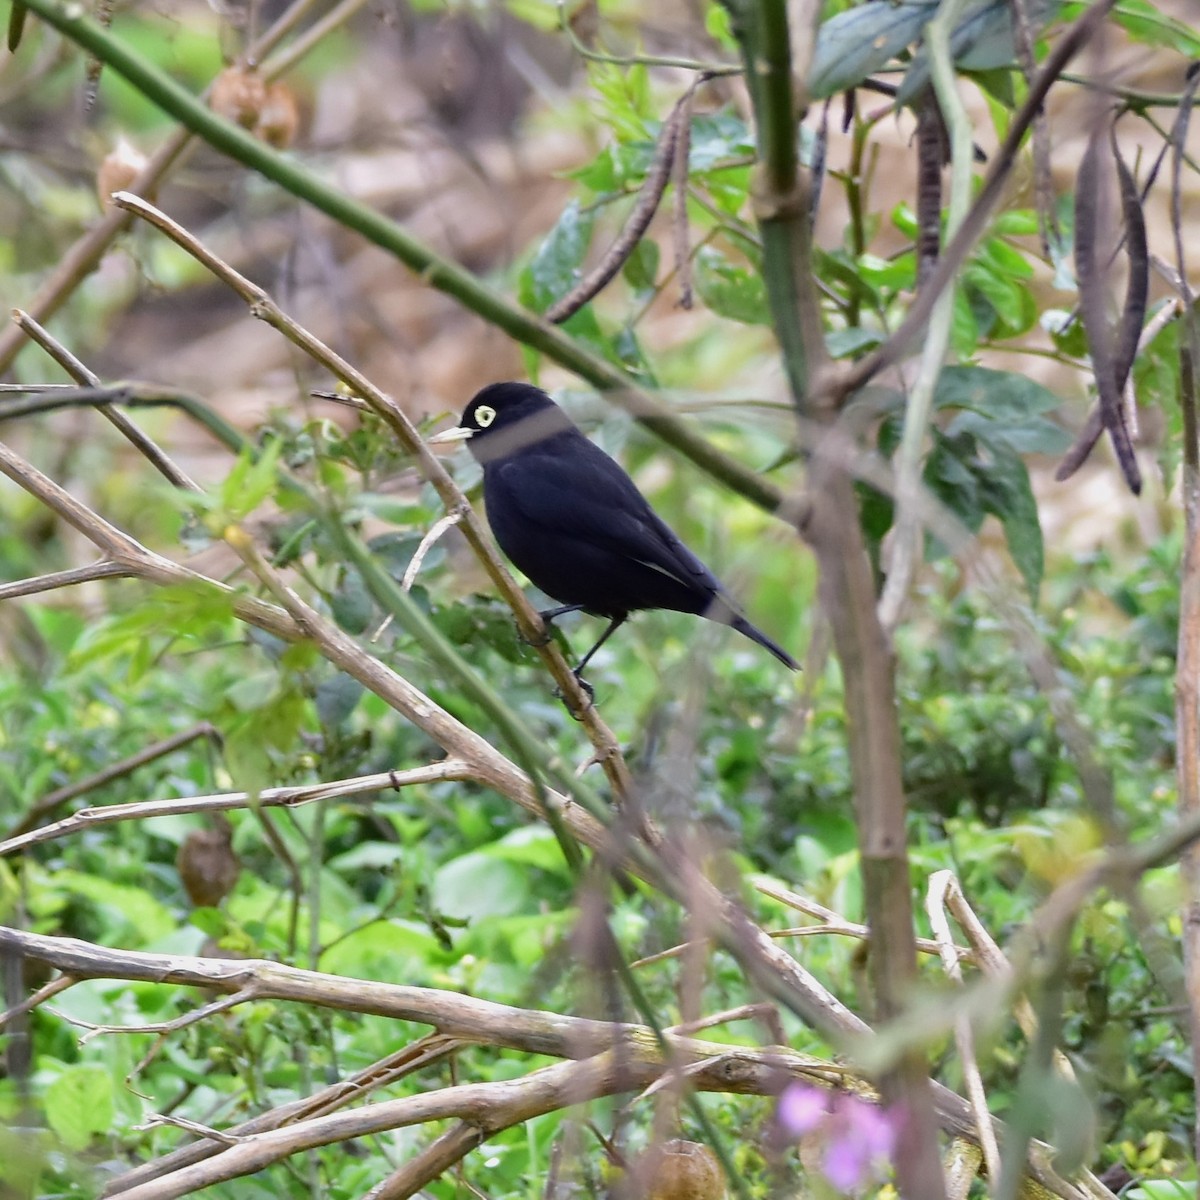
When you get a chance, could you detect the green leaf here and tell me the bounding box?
[327,842,408,871]
[933,365,1063,421]
[950,287,981,358]
[693,245,770,324]
[45,871,177,943]
[949,410,1070,455]
[568,144,617,193]
[589,62,654,142]
[433,851,529,921]
[687,109,755,170]
[0,1124,45,1195]
[810,1,937,99]
[69,583,236,669]
[825,327,884,359]
[924,433,984,535]
[991,209,1041,237]
[1107,0,1200,54]
[898,0,1060,105]
[1041,308,1087,357]
[704,165,752,214]
[622,238,660,294]
[432,599,531,664]
[968,66,1016,107]
[1126,1184,1198,1200]
[857,252,916,291]
[222,680,308,795]
[964,262,1036,334]
[891,202,919,238]
[978,236,1035,279]
[44,1065,115,1151]
[704,2,736,49]
[520,200,595,314]
[315,674,364,727]
[978,444,1044,598]
[329,566,374,635]
[485,826,572,874]
[220,437,284,522]
[319,919,443,979]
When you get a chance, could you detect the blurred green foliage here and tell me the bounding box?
[1,0,1197,1194]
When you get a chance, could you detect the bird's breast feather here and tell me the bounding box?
[486,453,715,591]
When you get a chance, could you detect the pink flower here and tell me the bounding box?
[776,1084,901,1193]
[777,1083,830,1135]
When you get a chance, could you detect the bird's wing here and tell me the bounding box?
[490,440,717,591]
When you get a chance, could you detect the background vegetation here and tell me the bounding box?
[1,0,1199,1197]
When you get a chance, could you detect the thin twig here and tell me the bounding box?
[0,764,473,858]
[11,311,196,489]
[544,81,704,324]
[0,559,131,602]
[8,723,221,840]
[926,873,1001,1181]
[672,86,695,309]
[877,0,973,633]
[0,972,75,1031]
[54,986,258,1044]
[402,510,465,591]
[556,0,740,76]
[109,190,631,795]
[106,1037,463,1195]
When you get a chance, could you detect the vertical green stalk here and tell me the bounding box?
[877,0,973,631]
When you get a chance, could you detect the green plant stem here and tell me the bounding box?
[725,0,824,412]
[722,2,946,1196]
[10,0,785,517]
[0,384,248,453]
[876,0,972,632]
[320,512,602,880]
[995,924,1072,1200]
[844,114,869,329]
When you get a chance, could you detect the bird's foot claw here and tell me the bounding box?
[554,673,594,720]
[513,615,553,648]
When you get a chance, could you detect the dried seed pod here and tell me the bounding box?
[211,66,268,130]
[177,815,241,908]
[646,1140,725,1200]
[96,138,148,206]
[255,82,300,149]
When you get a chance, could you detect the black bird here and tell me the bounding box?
[431,382,798,681]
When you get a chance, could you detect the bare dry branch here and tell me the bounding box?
[108,190,630,793]
[0,763,472,857]
[0,559,132,601]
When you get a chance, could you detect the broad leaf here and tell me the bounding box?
[810,1,937,99]
[693,245,771,325]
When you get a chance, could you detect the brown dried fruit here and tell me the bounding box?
[255,82,300,149]
[96,138,148,206]
[211,66,268,130]
[645,1140,725,1200]
[177,814,241,908]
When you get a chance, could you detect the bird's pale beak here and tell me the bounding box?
[428,425,474,445]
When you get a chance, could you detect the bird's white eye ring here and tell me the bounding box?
[475,405,497,428]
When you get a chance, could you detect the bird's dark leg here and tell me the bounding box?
[573,614,626,680]
[540,604,586,625]
[551,615,625,714]
[518,604,586,648]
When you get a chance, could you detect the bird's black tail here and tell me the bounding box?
[730,614,799,671]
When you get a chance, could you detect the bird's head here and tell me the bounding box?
[429,382,575,463]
